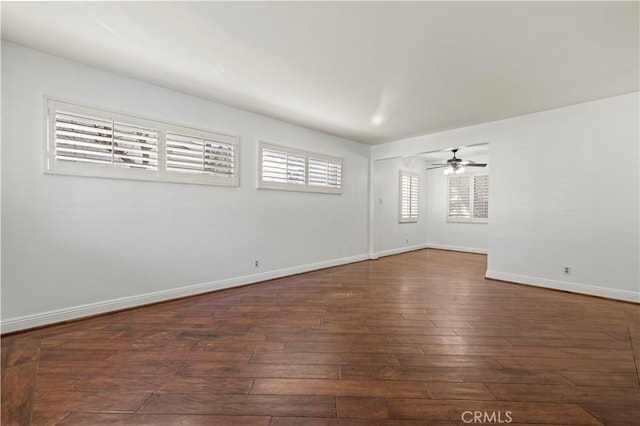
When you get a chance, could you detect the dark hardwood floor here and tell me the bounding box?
[2,249,639,425]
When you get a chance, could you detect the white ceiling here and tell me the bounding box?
[2,2,638,145]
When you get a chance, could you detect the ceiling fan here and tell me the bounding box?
[427,148,487,175]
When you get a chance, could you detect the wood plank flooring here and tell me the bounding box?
[2,249,639,425]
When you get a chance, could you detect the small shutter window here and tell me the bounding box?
[258,142,343,194]
[54,110,158,170]
[166,131,235,177]
[400,171,419,223]
[308,157,342,189]
[261,148,306,185]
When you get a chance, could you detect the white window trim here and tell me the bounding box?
[45,97,240,187]
[257,141,343,194]
[399,170,419,223]
[447,172,489,224]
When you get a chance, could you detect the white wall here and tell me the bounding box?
[425,154,489,254]
[373,157,428,256]
[3,43,638,335]
[1,42,371,332]
[373,92,640,302]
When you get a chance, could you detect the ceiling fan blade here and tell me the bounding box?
[429,163,447,166]
[465,163,487,167]
[427,165,447,170]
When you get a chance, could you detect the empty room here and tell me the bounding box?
[1,2,639,425]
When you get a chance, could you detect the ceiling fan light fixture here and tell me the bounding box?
[430,147,487,174]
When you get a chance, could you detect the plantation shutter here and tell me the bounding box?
[410,175,419,218]
[166,131,235,177]
[261,148,306,185]
[400,171,419,222]
[473,174,489,219]
[55,110,158,170]
[47,99,239,186]
[308,157,342,189]
[257,142,343,193]
[448,175,471,219]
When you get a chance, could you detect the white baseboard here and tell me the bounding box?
[426,243,487,254]
[486,270,640,303]
[375,243,430,258]
[1,253,370,334]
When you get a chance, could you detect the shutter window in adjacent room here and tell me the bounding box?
[447,173,488,223]
[448,174,471,220]
[399,170,419,223]
[473,174,489,220]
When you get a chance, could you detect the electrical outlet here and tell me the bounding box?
[254,259,260,268]
[563,266,571,275]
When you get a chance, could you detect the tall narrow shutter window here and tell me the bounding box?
[473,174,489,219]
[54,110,158,170]
[258,142,343,194]
[261,148,306,185]
[410,175,419,218]
[399,171,419,223]
[308,157,342,190]
[448,175,471,219]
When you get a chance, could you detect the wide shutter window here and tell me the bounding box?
[258,142,343,194]
[448,174,488,223]
[399,171,419,223]
[46,98,239,186]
